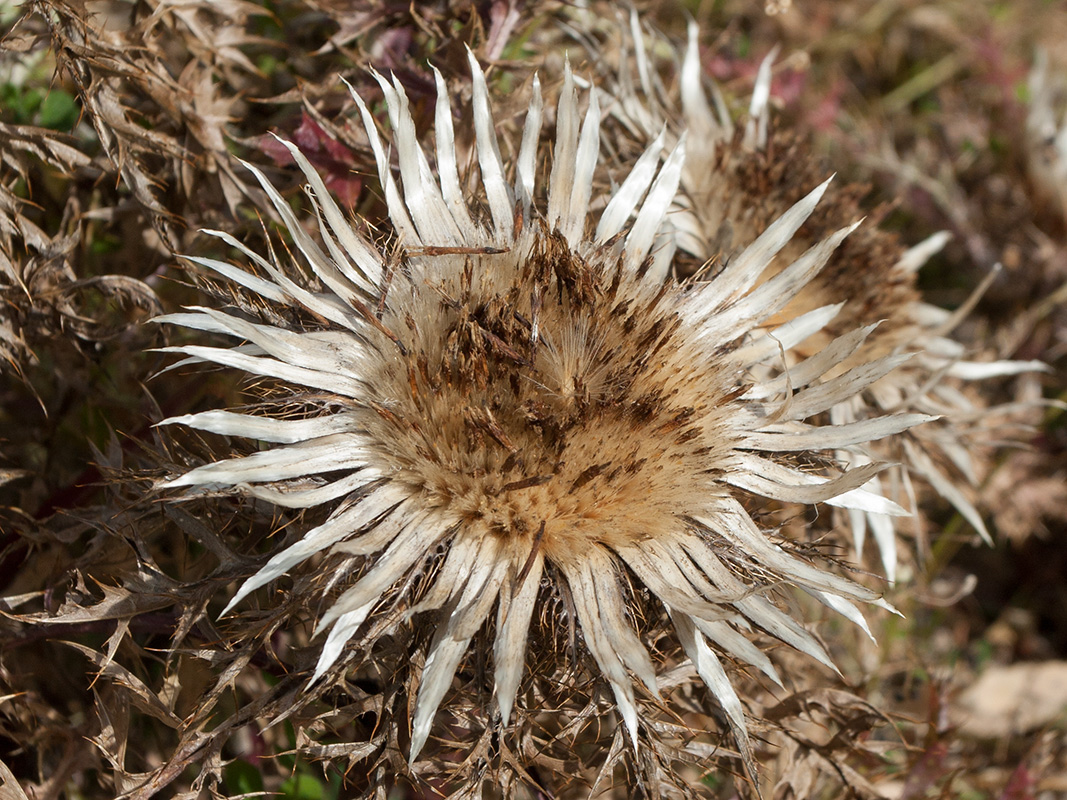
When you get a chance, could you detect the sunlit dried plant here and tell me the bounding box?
[158,51,933,786]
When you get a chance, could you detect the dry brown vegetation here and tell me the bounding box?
[1,0,1066,797]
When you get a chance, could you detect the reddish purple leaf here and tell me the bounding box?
[258,111,362,208]
[999,763,1037,800]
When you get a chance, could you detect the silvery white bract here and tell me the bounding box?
[158,51,928,778]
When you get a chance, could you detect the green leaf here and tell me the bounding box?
[280,773,325,800]
[39,90,80,131]
[1,84,42,124]
[223,760,264,795]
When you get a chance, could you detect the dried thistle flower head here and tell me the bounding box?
[158,52,929,784]
[601,16,1045,581]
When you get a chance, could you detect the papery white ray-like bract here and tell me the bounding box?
[599,15,1045,581]
[1028,49,1067,226]
[159,53,930,780]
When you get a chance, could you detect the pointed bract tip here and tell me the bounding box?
[795,174,835,216]
[409,715,434,764]
[219,594,242,618]
[464,44,484,77]
[875,598,904,617]
[497,696,513,728]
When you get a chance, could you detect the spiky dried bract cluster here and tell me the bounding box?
[598,17,1045,580]
[159,53,932,782]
